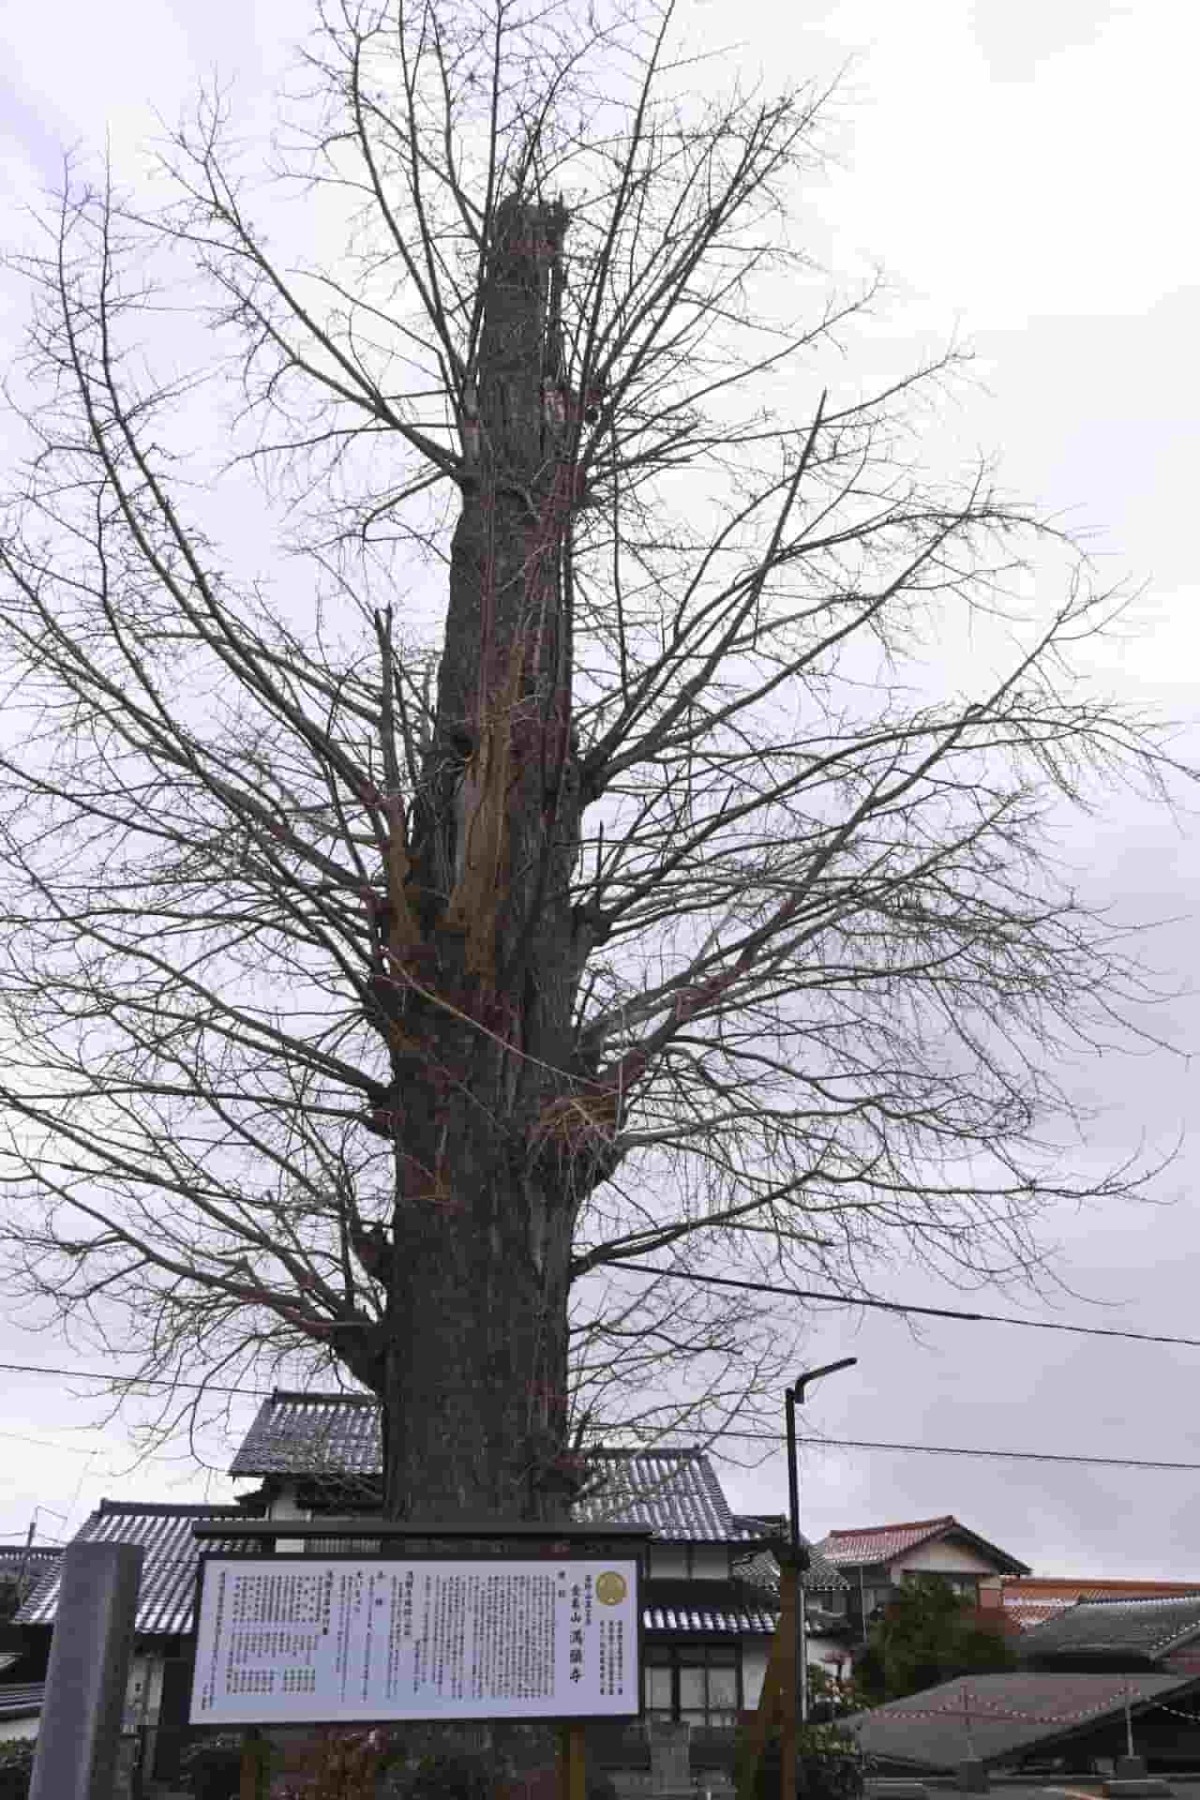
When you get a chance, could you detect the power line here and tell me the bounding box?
[1,1259,1190,1415]
[0,1427,105,1456]
[0,1360,270,1397]
[2,1357,1197,1476]
[611,1260,1200,1350]
[723,1430,1200,1473]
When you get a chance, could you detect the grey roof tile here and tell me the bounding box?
[645,1604,777,1635]
[0,1683,43,1722]
[231,1392,381,1478]
[231,1394,768,1545]
[731,1522,850,1594]
[0,1544,61,1579]
[845,1671,1200,1771]
[575,1451,761,1544]
[1019,1592,1200,1663]
[16,1419,792,1640]
[15,1504,255,1640]
[17,1504,784,1642]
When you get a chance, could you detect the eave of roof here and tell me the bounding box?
[645,1604,777,1636]
[14,1503,788,1642]
[0,1683,43,1721]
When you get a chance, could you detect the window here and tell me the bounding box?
[645,1662,673,1719]
[648,1545,730,1580]
[898,1571,980,1602]
[643,1644,742,1729]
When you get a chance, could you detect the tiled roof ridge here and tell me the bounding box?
[826,1514,956,1539]
[1071,1590,1200,1610]
[267,1389,378,1405]
[254,1392,713,1452]
[1005,1576,1200,1592]
[582,1446,705,1460]
[96,1499,246,1517]
[696,1456,736,1532]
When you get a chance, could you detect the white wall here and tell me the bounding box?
[889,1539,1000,1580]
[691,1546,729,1580]
[269,1480,310,1553]
[648,1547,688,1579]
[268,1482,308,1521]
[807,1631,847,1672]
[742,1641,769,1709]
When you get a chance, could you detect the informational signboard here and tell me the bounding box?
[189,1555,640,1725]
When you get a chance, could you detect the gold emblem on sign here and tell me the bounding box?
[596,1572,628,1605]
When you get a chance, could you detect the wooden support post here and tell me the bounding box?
[558,1722,586,1800]
[736,1558,797,1800]
[779,1560,798,1800]
[240,1727,268,1800]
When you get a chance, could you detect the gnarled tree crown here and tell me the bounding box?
[0,0,1181,1511]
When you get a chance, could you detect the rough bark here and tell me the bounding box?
[354,199,589,1521]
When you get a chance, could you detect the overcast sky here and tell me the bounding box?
[1,0,1198,1581]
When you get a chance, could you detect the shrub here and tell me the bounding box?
[752,1722,869,1800]
[179,1731,247,1799]
[392,1750,498,1800]
[0,1740,34,1800]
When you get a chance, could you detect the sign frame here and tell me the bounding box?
[188,1547,644,1729]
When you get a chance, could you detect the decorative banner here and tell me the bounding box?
[189,1556,641,1725]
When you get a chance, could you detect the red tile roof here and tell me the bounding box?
[820,1517,956,1564]
[818,1516,1029,1576]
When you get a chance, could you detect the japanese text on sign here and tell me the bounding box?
[189,1557,639,1725]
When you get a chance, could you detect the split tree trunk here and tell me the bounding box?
[346,198,596,1526]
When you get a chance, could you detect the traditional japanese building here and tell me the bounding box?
[13,1391,848,1793]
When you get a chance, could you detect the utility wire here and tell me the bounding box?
[0,1359,270,1396]
[0,1260,1191,1409]
[770,1432,1200,1473]
[2,1359,1198,1475]
[611,1260,1200,1350]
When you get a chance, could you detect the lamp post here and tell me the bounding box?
[785,1359,857,1729]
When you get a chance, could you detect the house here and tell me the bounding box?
[808,1514,1031,1643]
[15,1392,850,1792]
[994,1576,1200,1634]
[1018,1592,1200,1678]
[15,1501,259,1784]
[0,1543,62,1590]
[229,1391,851,1777]
[846,1589,1200,1775]
[728,1513,854,1682]
[0,1541,63,1744]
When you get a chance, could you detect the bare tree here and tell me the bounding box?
[0,0,1178,1520]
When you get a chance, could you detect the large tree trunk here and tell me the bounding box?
[363,198,590,1524]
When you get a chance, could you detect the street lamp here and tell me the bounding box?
[785,1359,857,1728]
